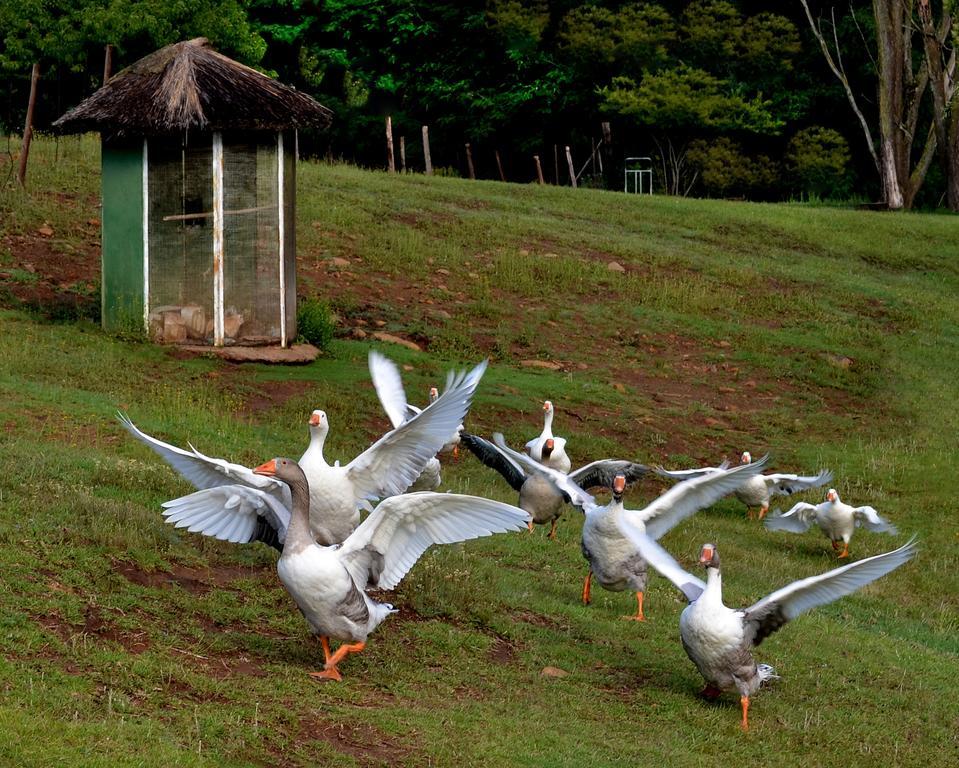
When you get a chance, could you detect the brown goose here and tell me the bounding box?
[460,432,647,540]
[616,522,917,730]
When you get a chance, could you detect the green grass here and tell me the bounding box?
[0,136,957,766]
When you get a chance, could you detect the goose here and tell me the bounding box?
[251,457,528,679]
[489,437,771,620]
[657,451,832,520]
[119,358,487,548]
[525,400,571,473]
[429,386,462,458]
[460,432,648,540]
[614,526,916,731]
[765,488,897,558]
[368,350,441,491]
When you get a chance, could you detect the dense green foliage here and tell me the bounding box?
[0,1,953,205]
[296,296,335,351]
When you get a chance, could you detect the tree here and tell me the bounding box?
[799,0,957,210]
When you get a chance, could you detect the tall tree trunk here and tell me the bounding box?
[873,0,907,208]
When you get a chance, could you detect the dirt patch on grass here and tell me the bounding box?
[33,605,151,655]
[306,717,417,768]
[114,559,269,594]
[488,635,518,665]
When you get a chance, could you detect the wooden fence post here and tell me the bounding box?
[399,135,406,173]
[16,63,40,188]
[565,146,577,189]
[533,155,544,184]
[103,44,114,85]
[422,125,432,175]
[495,150,506,182]
[601,121,613,189]
[385,116,395,173]
[465,142,475,180]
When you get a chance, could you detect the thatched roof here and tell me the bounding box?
[53,38,332,136]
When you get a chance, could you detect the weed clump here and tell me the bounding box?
[297,296,335,352]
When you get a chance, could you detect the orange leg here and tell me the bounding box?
[623,591,646,622]
[758,503,769,520]
[581,569,592,605]
[746,506,755,520]
[452,444,460,461]
[527,520,534,533]
[740,695,750,731]
[309,640,366,681]
[547,519,558,540]
[838,542,850,559]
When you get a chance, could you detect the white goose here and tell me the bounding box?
[181,457,527,680]
[120,358,486,547]
[657,451,832,520]
[765,488,897,558]
[429,385,462,458]
[491,437,770,620]
[525,400,571,473]
[460,432,649,540]
[616,525,917,730]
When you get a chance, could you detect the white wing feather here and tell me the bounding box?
[764,501,819,533]
[337,492,529,590]
[764,469,834,497]
[641,456,771,540]
[161,484,292,544]
[853,506,898,533]
[368,350,410,430]
[346,360,488,500]
[617,516,705,602]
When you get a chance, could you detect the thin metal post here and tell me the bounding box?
[278,132,287,348]
[142,138,150,331]
[212,132,224,346]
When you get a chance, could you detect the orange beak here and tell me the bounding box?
[613,475,626,494]
[309,413,321,427]
[699,545,714,565]
[253,459,277,476]
[543,402,550,411]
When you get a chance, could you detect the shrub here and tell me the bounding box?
[785,126,852,200]
[686,137,779,198]
[296,297,335,352]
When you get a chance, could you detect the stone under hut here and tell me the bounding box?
[53,38,332,348]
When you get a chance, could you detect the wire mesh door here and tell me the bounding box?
[147,135,216,343]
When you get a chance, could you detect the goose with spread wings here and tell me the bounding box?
[615,521,916,730]
[119,358,486,549]
[657,451,832,520]
[249,457,528,680]
[489,438,770,620]
[765,488,897,558]
[461,431,648,540]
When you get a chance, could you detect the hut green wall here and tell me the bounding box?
[101,140,144,333]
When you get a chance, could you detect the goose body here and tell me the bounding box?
[525,400,571,473]
[121,358,487,549]
[657,451,832,519]
[765,488,897,557]
[462,432,647,540]
[616,524,917,730]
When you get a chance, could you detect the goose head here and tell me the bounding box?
[543,400,554,415]
[740,451,752,464]
[698,543,721,571]
[611,473,626,502]
[542,438,555,461]
[825,488,839,503]
[429,386,439,403]
[308,409,329,435]
[253,457,309,493]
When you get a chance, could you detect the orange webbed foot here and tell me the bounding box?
[309,668,343,682]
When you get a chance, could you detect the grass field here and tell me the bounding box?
[0,136,957,766]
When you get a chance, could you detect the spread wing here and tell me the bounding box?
[764,469,833,497]
[491,433,596,512]
[369,349,412,429]
[743,537,917,646]
[653,459,730,482]
[641,456,771,540]
[336,492,529,590]
[617,516,705,602]
[118,412,266,491]
[764,501,820,533]
[569,459,649,490]
[346,360,488,500]
[160,484,292,550]
[853,506,898,533]
[459,432,527,492]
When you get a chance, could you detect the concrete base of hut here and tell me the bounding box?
[175,343,320,364]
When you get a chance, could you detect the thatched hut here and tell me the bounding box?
[53,38,332,347]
